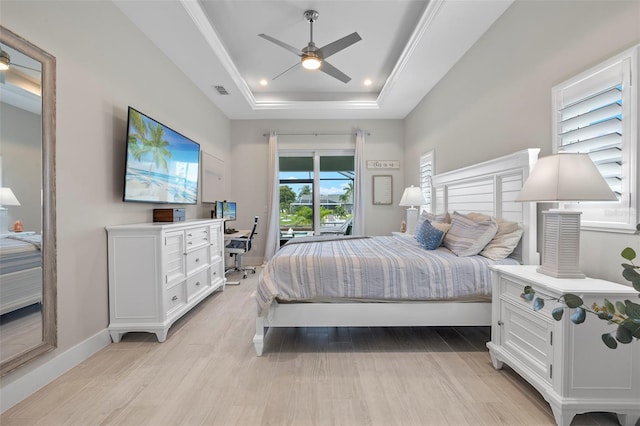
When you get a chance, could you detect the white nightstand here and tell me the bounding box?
[487,265,639,426]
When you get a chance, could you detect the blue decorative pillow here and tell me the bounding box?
[415,220,445,250]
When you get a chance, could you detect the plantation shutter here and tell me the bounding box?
[419,151,434,213]
[557,85,623,196]
[552,46,638,232]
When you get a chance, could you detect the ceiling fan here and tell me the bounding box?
[258,10,361,83]
[0,47,40,73]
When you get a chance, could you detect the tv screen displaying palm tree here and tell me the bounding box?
[123,107,200,204]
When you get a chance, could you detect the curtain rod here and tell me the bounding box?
[262,131,371,137]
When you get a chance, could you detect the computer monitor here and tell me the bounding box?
[223,201,236,222]
[215,200,224,219]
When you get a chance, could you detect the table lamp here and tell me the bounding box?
[399,185,427,234]
[0,187,21,233]
[516,153,617,278]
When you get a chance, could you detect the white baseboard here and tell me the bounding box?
[0,328,111,413]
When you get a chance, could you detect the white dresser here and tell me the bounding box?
[487,265,639,426]
[106,219,225,343]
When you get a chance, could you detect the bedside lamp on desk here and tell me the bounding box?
[516,153,618,279]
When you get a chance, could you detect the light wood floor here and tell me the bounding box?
[1,268,624,426]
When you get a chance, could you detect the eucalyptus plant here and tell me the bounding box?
[522,235,640,349]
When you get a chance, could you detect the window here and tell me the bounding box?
[419,150,434,213]
[279,153,354,237]
[552,45,639,232]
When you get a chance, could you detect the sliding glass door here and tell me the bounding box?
[279,152,354,241]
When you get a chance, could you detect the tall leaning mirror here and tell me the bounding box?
[0,26,56,376]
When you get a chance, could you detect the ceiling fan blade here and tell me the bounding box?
[316,32,361,59]
[258,33,302,57]
[12,63,41,73]
[319,60,351,84]
[272,62,300,81]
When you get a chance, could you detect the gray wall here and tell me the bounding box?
[0,0,230,386]
[0,103,41,231]
[404,0,640,284]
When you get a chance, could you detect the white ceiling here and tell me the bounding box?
[114,0,513,120]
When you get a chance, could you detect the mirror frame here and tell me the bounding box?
[0,26,57,376]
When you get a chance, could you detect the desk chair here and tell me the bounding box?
[225,216,258,279]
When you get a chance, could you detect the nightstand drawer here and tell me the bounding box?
[501,300,553,383]
[499,275,555,316]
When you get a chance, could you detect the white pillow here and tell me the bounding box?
[479,219,524,260]
[443,211,498,257]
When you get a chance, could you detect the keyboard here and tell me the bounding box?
[224,228,237,234]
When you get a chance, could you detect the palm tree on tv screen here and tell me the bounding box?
[141,123,172,179]
[128,110,147,161]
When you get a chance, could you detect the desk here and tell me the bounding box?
[223,230,250,241]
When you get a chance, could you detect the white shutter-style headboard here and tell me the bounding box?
[431,149,540,265]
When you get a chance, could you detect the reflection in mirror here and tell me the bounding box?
[0,26,56,376]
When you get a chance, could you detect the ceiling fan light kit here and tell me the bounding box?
[0,48,10,71]
[258,9,361,83]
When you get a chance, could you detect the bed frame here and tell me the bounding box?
[254,149,541,356]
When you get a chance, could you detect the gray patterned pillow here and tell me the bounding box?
[443,211,498,257]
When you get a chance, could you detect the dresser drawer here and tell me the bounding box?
[185,226,209,249]
[187,268,210,300]
[186,246,209,275]
[500,300,553,383]
[499,275,556,316]
[165,282,186,316]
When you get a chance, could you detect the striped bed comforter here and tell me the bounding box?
[256,235,519,315]
[0,235,42,275]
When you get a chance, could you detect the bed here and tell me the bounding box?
[0,233,43,315]
[254,149,540,356]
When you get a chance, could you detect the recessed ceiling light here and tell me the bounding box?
[259,79,268,86]
[363,79,372,86]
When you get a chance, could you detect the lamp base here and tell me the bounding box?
[405,207,419,234]
[538,210,585,279]
[0,208,7,233]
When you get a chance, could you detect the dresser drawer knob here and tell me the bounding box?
[196,281,201,286]
[497,320,504,326]
[195,258,200,262]
[172,295,178,301]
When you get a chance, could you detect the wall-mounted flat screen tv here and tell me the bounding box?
[123,107,200,204]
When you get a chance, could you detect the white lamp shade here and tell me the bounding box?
[0,187,21,206]
[399,185,427,207]
[516,153,617,202]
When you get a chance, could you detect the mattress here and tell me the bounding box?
[256,235,519,315]
[0,234,42,275]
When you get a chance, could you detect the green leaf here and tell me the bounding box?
[571,307,586,324]
[621,319,640,339]
[616,301,627,315]
[621,263,637,269]
[622,266,640,279]
[602,333,618,349]
[604,298,615,314]
[551,307,564,321]
[533,298,544,311]
[625,300,640,320]
[616,324,633,344]
[563,294,583,309]
[621,247,636,262]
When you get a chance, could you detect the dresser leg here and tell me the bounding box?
[109,331,122,343]
[489,352,503,370]
[550,404,575,426]
[617,413,640,426]
[155,330,168,343]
